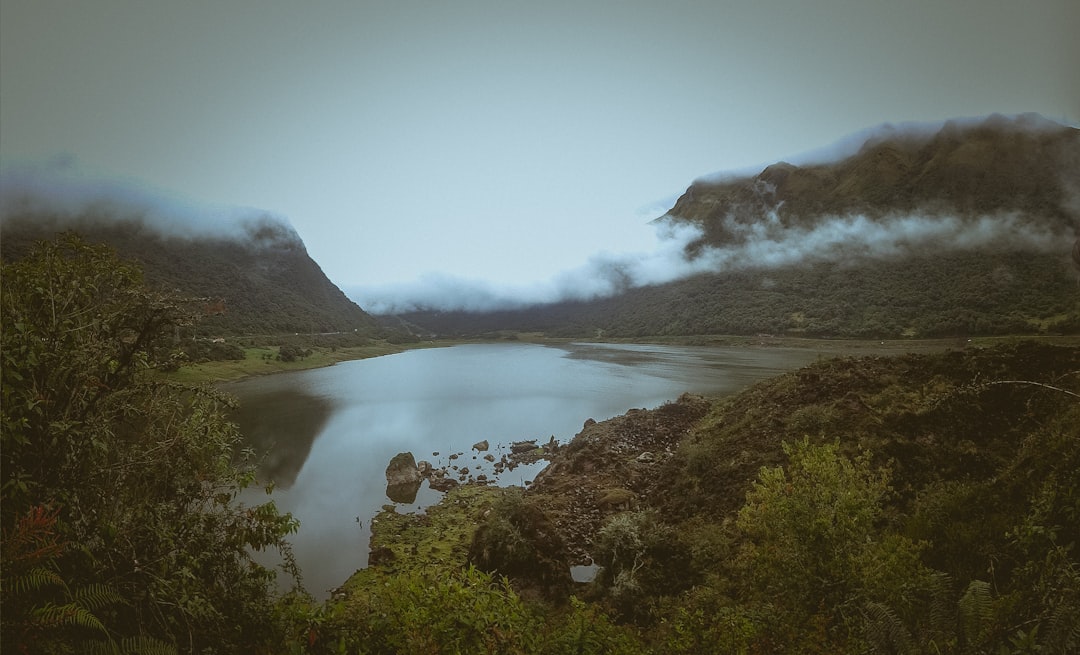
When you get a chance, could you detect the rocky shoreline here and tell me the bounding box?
[363,392,712,581]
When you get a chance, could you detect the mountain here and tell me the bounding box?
[0,212,380,337]
[397,114,1080,339]
[667,112,1076,252]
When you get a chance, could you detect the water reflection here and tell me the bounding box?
[229,389,333,488]
[384,481,421,504]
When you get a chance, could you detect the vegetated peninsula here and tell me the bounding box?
[0,212,379,338]
[395,113,1080,339]
[331,340,1080,653]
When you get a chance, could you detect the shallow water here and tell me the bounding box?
[226,342,830,596]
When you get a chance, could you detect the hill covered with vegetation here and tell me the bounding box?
[395,114,1080,339]
[319,340,1079,654]
[0,212,380,337]
[3,234,1077,653]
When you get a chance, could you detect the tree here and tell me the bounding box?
[735,439,933,647]
[1,235,298,653]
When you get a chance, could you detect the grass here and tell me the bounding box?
[160,342,443,385]
[363,484,506,577]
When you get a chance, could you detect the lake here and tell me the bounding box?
[226,341,836,596]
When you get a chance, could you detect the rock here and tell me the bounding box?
[597,488,636,512]
[511,440,538,454]
[475,474,488,483]
[417,460,433,477]
[636,451,656,463]
[483,454,495,462]
[385,452,421,486]
[449,453,459,461]
[583,418,596,428]
[472,439,489,452]
[428,476,459,492]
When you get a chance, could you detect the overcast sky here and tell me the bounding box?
[2,1,1078,309]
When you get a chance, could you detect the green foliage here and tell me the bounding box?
[592,510,694,622]
[180,338,247,363]
[1,236,299,652]
[734,439,933,644]
[400,251,1080,340]
[277,343,312,362]
[318,566,542,653]
[315,567,646,655]
[468,488,573,600]
[0,505,177,655]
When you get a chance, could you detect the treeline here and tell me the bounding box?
[400,249,1080,339]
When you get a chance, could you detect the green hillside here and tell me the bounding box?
[399,250,1079,338]
[318,340,1080,653]
[0,213,380,337]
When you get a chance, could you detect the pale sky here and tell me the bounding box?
[2,1,1077,311]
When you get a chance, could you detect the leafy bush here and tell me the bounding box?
[468,488,573,600]
[1,236,299,652]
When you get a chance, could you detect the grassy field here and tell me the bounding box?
[161,342,445,385]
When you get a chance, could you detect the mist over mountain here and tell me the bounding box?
[668,112,1076,254]
[393,113,1080,338]
[0,165,378,336]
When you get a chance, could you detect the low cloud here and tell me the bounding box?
[352,210,1074,315]
[350,221,708,314]
[694,211,1069,270]
[0,157,299,243]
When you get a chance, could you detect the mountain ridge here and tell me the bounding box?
[0,212,379,337]
[664,113,1077,252]
[395,113,1080,339]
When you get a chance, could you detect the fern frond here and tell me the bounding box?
[6,565,66,595]
[925,571,955,633]
[862,601,918,655]
[75,582,126,612]
[958,579,993,645]
[119,635,179,655]
[83,635,177,655]
[30,601,109,634]
[1042,597,1080,653]
[82,640,122,655]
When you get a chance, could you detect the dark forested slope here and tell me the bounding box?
[0,213,379,336]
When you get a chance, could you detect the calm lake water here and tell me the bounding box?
[226,342,833,596]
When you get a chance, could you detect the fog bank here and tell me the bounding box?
[0,159,299,243]
[352,210,1074,315]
